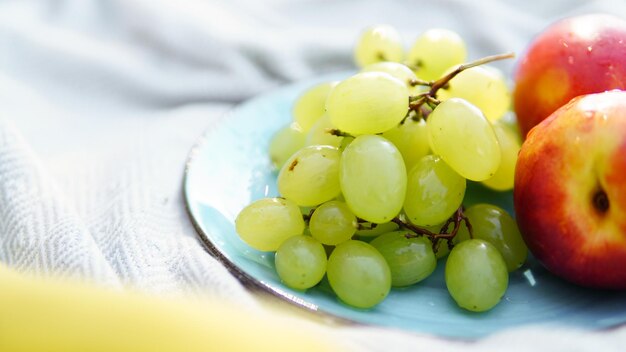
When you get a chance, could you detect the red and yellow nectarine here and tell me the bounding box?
[514,14,626,138]
[514,90,626,289]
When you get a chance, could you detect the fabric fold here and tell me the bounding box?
[0,118,120,286]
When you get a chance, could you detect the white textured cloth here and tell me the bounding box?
[1,0,625,350]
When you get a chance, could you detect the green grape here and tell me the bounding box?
[340,135,407,223]
[481,120,521,191]
[361,62,425,95]
[404,155,466,226]
[268,123,305,170]
[354,25,404,68]
[445,239,508,312]
[455,204,528,272]
[278,146,341,206]
[370,232,436,287]
[326,72,409,135]
[362,61,416,85]
[355,221,399,238]
[382,118,430,171]
[305,114,343,148]
[309,201,357,245]
[275,235,327,290]
[427,98,501,181]
[407,28,467,81]
[293,82,338,132]
[327,240,391,308]
[438,66,511,121]
[235,198,304,251]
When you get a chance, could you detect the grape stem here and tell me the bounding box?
[390,218,438,238]
[327,128,354,138]
[408,78,431,87]
[302,208,316,224]
[356,221,378,231]
[392,206,473,253]
[325,52,515,136]
[408,52,515,113]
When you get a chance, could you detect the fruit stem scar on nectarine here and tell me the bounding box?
[592,188,610,214]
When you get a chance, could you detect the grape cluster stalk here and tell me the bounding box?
[237,25,528,312]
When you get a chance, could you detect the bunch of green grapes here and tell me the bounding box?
[237,25,527,312]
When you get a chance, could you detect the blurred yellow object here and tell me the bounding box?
[0,265,338,352]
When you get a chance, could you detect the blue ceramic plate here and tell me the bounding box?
[183,74,626,339]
